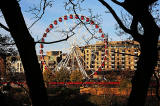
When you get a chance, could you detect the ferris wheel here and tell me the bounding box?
[39,14,109,80]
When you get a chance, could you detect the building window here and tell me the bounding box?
[102,50,105,53]
[122,56,125,60]
[134,49,138,52]
[20,68,23,72]
[111,49,114,52]
[17,63,19,69]
[128,61,130,64]
[111,57,115,60]
[117,58,119,60]
[122,53,125,56]
[122,49,125,53]
[90,65,94,68]
[91,61,95,64]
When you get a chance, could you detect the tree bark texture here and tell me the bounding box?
[98,0,160,105]
[127,10,160,106]
[0,0,48,106]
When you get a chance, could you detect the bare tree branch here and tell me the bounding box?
[98,0,143,42]
[111,0,123,6]
[0,34,15,45]
[28,0,47,29]
[66,0,104,45]
[0,42,15,45]
[35,32,75,44]
[69,0,95,36]
[28,0,53,29]
[35,20,82,45]
[0,22,10,31]
[0,34,73,45]
[130,17,143,41]
[154,72,160,100]
[98,0,131,34]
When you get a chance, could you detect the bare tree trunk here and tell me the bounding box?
[0,57,5,80]
[0,0,48,106]
[127,11,159,106]
[98,0,160,105]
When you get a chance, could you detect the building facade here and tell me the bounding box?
[41,51,62,71]
[81,40,140,71]
[11,57,24,73]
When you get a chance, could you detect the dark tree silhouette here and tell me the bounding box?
[0,34,17,80]
[98,0,160,106]
[0,0,48,106]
